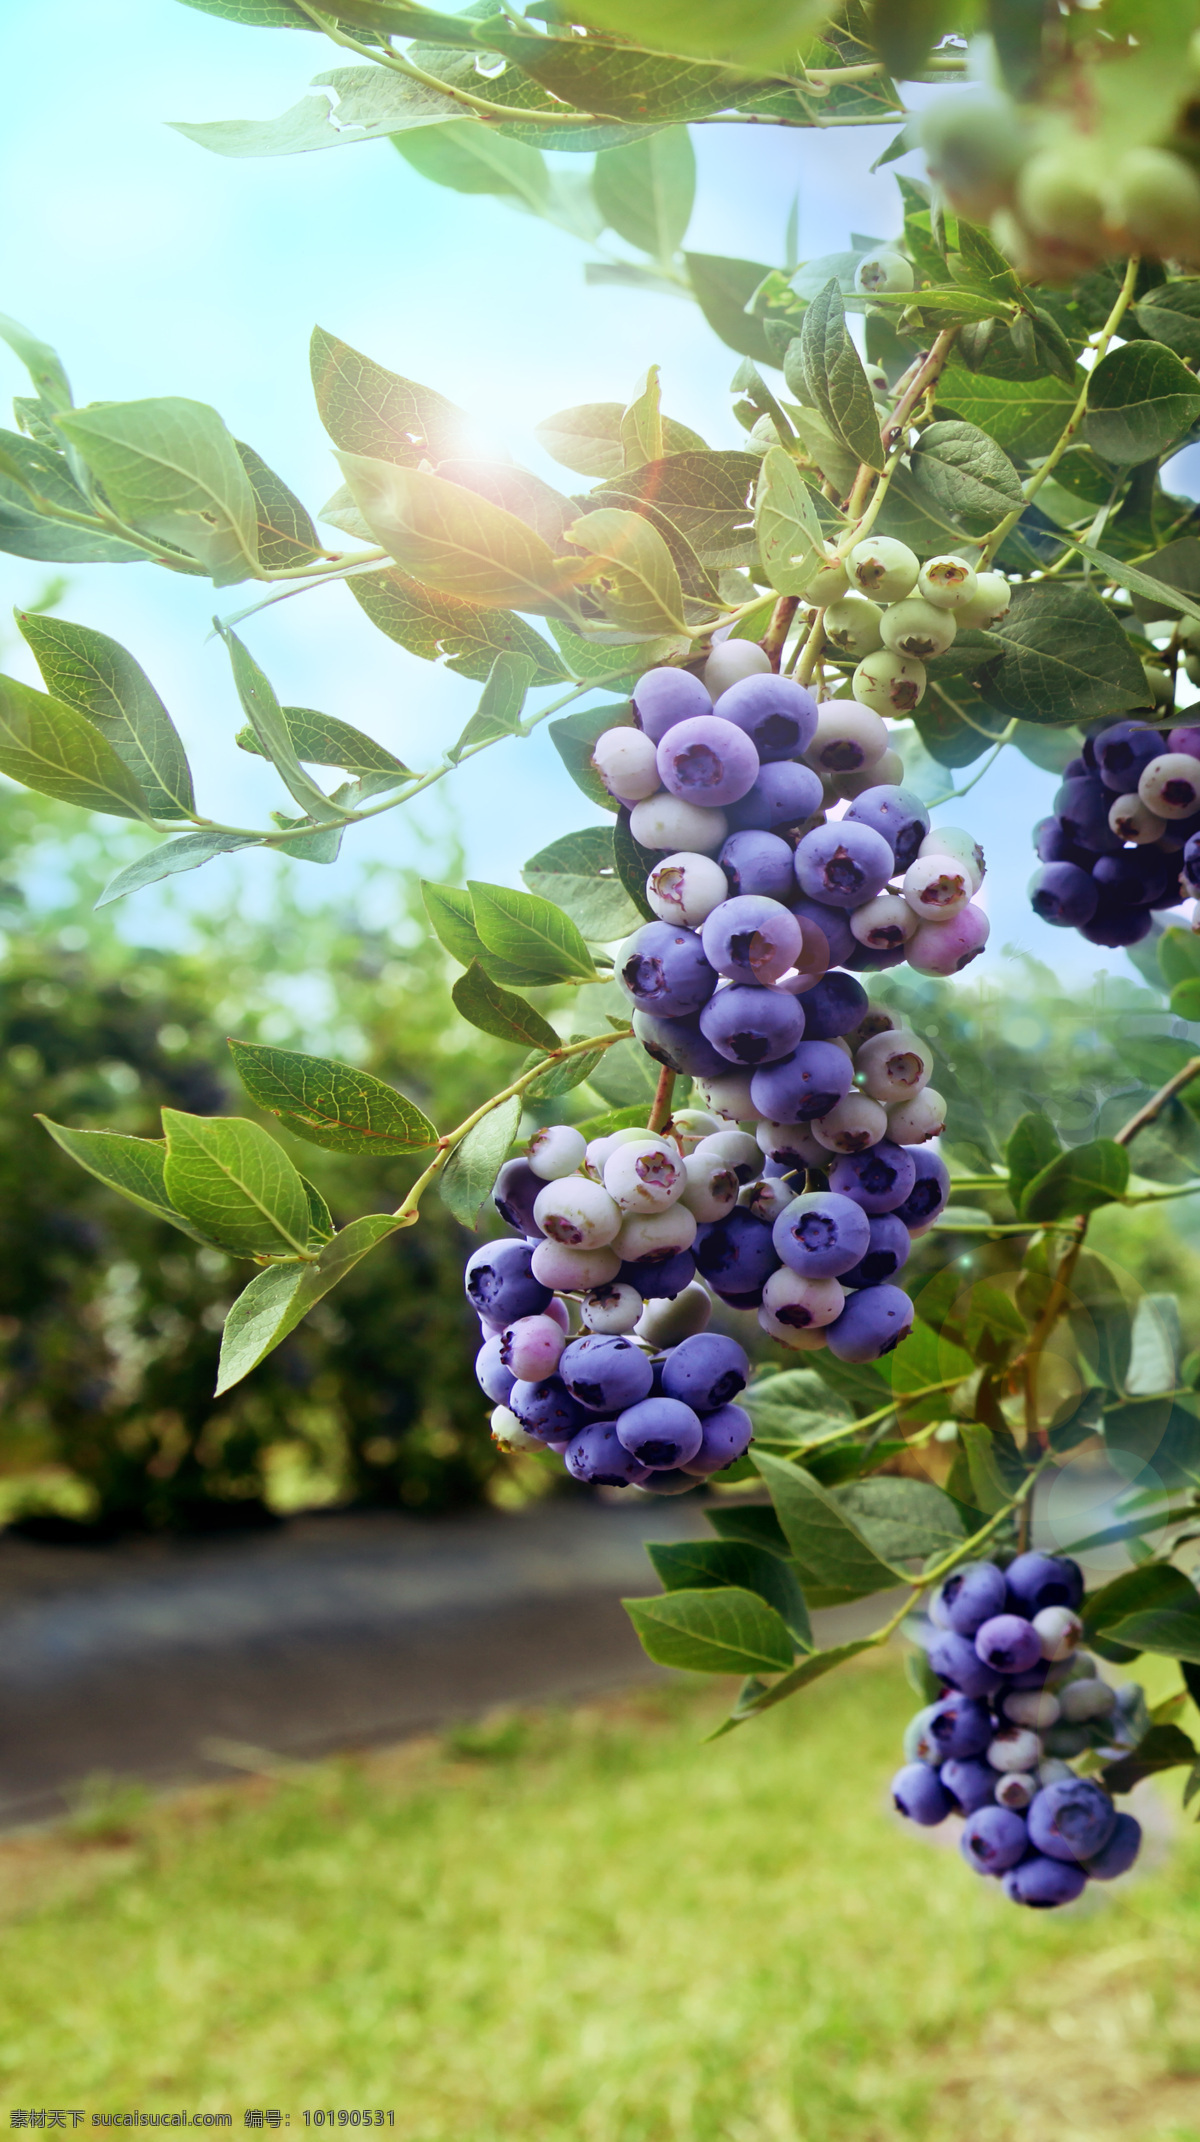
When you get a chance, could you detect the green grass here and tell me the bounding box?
[3,1656,1200,2140]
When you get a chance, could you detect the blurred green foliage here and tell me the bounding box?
[0,789,546,1534]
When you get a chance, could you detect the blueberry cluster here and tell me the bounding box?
[1029,720,1200,949]
[593,637,991,990]
[893,1553,1144,1908]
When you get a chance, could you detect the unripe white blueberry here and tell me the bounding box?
[738,1176,793,1225]
[629,793,729,853]
[532,1175,622,1249]
[834,748,906,799]
[1106,146,1200,259]
[886,1088,946,1145]
[695,1129,763,1180]
[994,1771,1037,1812]
[854,249,915,295]
[646,851,730,927]
[1138,753,1200,820]
[758,1307,829,1349]
[680,1152,740,1222]
[917,555,978,611]
[671,1108,722,1151]
[1002,1688,1061,1731]
[850,893,918,951]
[855,1029,933,1102]
[755,1118,827,1170]
[902,853,972,921]
[953,570,1010,630]
[762,1264,845,1328]
[1033,1605,1083,1661]
[591,726,661,804]
[803,700,889,775]
[584,1127,647,1181]
[811,1091,889,1154]
[530,1239,621,1292]
[527,1123,588,1181]
[490,1404,543,1453]
[1058,1676,1116,1724]
[847,1006,901,1050]
[694,1069,758,1121]
[1016,146,1106,246]
[704,639,771,700]
[987,1725,1042,1773]
[823,595,884,658]
[580,1281,645,1334]
[907,903,990,976]
[798,541,851,604]
[847,536,919,603]
[614,1203,697,1263]
[635,1282,713,1346]
[1108,793,1166,845]
[501,1313,567,1383]
[603,1137,687,1214]
[1037,1757,1075,1788]
[880,598,957,661]
[918,825,984,891]
[1142,662,1173,709]
[853,648,926,715]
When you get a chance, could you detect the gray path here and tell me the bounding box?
[0,1499,717,1828]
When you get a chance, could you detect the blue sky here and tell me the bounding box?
[0,0,1186,992]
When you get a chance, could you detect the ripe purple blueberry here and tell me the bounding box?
[618,922,717,1018]
[714,673,819,762]
[657,715,760,808]
[616,1395,703,1469]
[827,1140,917,1216]
[961,1804,1028,1874]
[1027,1777,1117,1863]
[794,821,895,910]
[464,1239,553,1324]
[558,1333,654,1414]
[660,1331,749,1412]
[825,1282,915,1361]
[892,1763,951,1825]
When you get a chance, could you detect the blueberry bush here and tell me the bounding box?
[4,0,1200,1901]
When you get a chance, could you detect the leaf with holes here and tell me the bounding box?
[755,447,824,596]
[349,567,567,685]
[337,453,584,617]
[564,508,687,638]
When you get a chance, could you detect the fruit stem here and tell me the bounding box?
[795,607,826,687]
[647,1064,677,1137]
[760,594,800,672]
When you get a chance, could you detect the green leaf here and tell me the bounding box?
[1006,1112,1062,1211]
[56,398,260,583]
[1172,979,1200,1022]
[1134,280,1200,362]
[1085,1561,1198,1642]
[1125,536,1200,624]
[726,1637,877,1724]
[684,253,776,364]
[583,1033,659,1109]
[451,961,560,1051]
[96,831,260,909]
[0,428,165,568]
[831,1477,964,1563]
[227,1039,437,1155]
[869,0,950,82]
[393,116,550,210]
[1103,1722,1199,1796]
[742,1365,854,1447]
[215,1212,399,1395]
[575,0,836,71]
[1114,1032,1199,1090]
[707,1503,790,1557]
[754,447,824,596]
[534,403,705,481]
[479,23,774,117]
[174,0,315,23]
[785,406,861,496]
[612,807,658,924]
[37,1119,217,1246]
[1020,1139,1130,1223]
[16,611,195,819]
[468,879,597,983]
[421,878,486,968]
[549,701,634,815]
[907,420,1023,535]
[0,311,72,412]
[1104,1601,1200,1664]
[564,508,687,637]
[310,326,472,466]
[797,280,884,473]
[620,367,665,475]
[161,1109,313,1259]
[983,583,1150,724]
[336,452,583,618]
[1085,341,1200,465]
[1160,924,1200,990]
[594,128,695,262]
[522,826,642,943]
[571,1102,652,1144]
[301,1175,335,1246]
[752,1449,900,1595]
[646,1538,812,1647]
[235,439,319,569]
[236,703,409,779]
[439,1093,522,1228]
[959,1423,1012,1515]
[595,450,758,569]
[448,651,533,762]
[217,625,346,824]
[0,672,150,820]
[623,1586,794,1676]
[173,65,467,159]
[349,566,568,685]
[936,364,1079,460]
